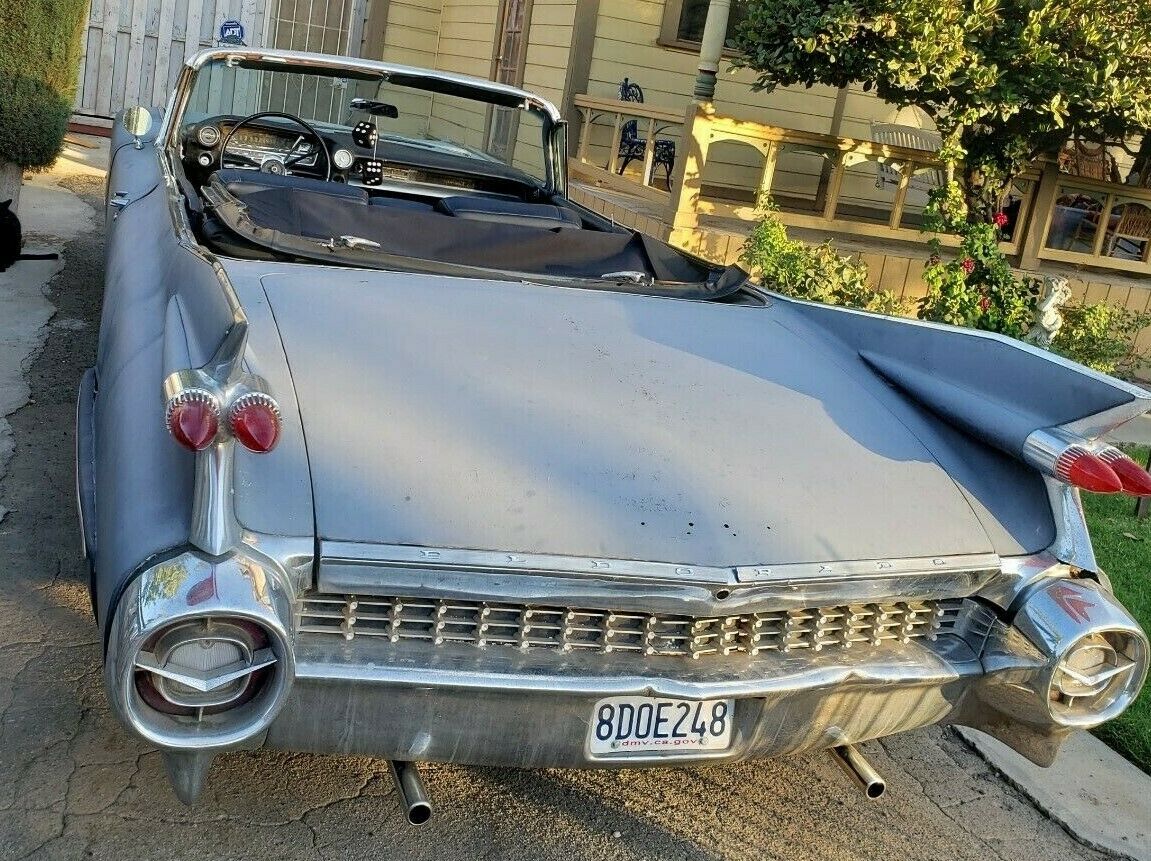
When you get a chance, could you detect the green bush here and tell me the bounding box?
[911,183,1151,377]
[0,0,89,169]
[740,202,906,316]
[1052,303,1151,377]
[917,183,1038,338]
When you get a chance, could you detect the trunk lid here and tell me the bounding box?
[260,270,994,567]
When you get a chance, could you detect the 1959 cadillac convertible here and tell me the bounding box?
[80,47,1151,819]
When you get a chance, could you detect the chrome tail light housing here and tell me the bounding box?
[1048,629,1147,726]
[1011,578,1149,729]
[105,552,295,750]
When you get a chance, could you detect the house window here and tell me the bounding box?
[661,0,749,50]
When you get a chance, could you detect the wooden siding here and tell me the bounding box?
[520,1,576,106]
[425,0,500,142]
[75,0,273,118]
[435,0,500,77]
[582,0,938,213]
[375,0,442,125]
[374,0,442,65]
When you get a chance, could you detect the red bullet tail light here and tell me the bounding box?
[1053,446,1124,494]
[228,392,282,453]
[165,390,221,451]
[1024,428,1126,495]
[1096,446,1151,497]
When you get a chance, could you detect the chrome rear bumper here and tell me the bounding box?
[268,631,987,767]
[103,549,1148,782]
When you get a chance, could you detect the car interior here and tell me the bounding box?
[174,105,749,297]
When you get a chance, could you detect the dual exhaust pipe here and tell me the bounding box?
[387,745,882,828]
[387,744,883,825]
[389,760,433,825]
[831,743,886,799]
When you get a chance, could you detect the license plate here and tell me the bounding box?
[588,696,735,756]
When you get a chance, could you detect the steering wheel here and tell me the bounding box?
[219,111,332,181]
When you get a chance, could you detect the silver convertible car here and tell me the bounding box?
[81,48,1150,819]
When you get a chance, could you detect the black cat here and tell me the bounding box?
[0,199,60,272]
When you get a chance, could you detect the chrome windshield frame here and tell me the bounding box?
[159,48,566,194]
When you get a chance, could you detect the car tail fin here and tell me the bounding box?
[777,297,1151,496]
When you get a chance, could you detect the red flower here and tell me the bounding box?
[961,257,976,274]
[979,295,991,312]
[993,212,1009,228]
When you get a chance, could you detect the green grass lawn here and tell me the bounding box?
[1081,444,1151,775]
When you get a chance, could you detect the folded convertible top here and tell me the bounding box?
[200,177,748,299]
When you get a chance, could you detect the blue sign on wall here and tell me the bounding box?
[219,20,246,45]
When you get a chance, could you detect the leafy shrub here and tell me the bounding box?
[913,184,1150,377]
[917,183,1037,338]
[740,203,906,316]
[0,0,88,169]
[1052,303,1151,377]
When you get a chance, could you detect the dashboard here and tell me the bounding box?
[180,116,547,200]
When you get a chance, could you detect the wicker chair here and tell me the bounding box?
[1105,203,1151,260]
[1058,140,1120,183]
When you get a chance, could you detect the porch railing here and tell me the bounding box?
[572,94,685,204]
[569,99,1051,260]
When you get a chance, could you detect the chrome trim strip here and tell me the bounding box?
[74,367,97,562]
[317,543,1001,616]
[323,540,735,584]
[1044,478,1099,572]
[317,543,1002,616]
[289,632,979,699]
[321,541,1001,587]
[191,440,240,555]
[1065,401,1151,441]
[735,553,1002,584]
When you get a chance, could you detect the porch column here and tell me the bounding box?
[693,0,731,102]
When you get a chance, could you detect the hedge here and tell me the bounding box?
[0,0,88,169]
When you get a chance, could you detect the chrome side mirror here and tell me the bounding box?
[122,106,154,150]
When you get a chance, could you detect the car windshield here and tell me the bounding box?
[180,57,550,184]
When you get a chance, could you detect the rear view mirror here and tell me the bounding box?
[122,106,154,149]
[349,98,399,119]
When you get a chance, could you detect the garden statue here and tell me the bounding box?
[1026,275,1072,348]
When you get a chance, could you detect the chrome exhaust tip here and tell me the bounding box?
[389,760,432,825]
[831,744,886,799]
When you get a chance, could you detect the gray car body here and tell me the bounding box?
[78,51,1151,803]
[84,129,1146,616]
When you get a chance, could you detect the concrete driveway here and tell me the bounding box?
[0,155,1117,861]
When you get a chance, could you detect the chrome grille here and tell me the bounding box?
[298,595,966,659]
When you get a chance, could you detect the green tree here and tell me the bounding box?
[0,0,89,206]
[732,0,1151,221]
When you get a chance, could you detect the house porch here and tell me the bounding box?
[567,97,1151,374]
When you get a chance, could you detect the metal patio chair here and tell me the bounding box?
[615,79,677,190]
